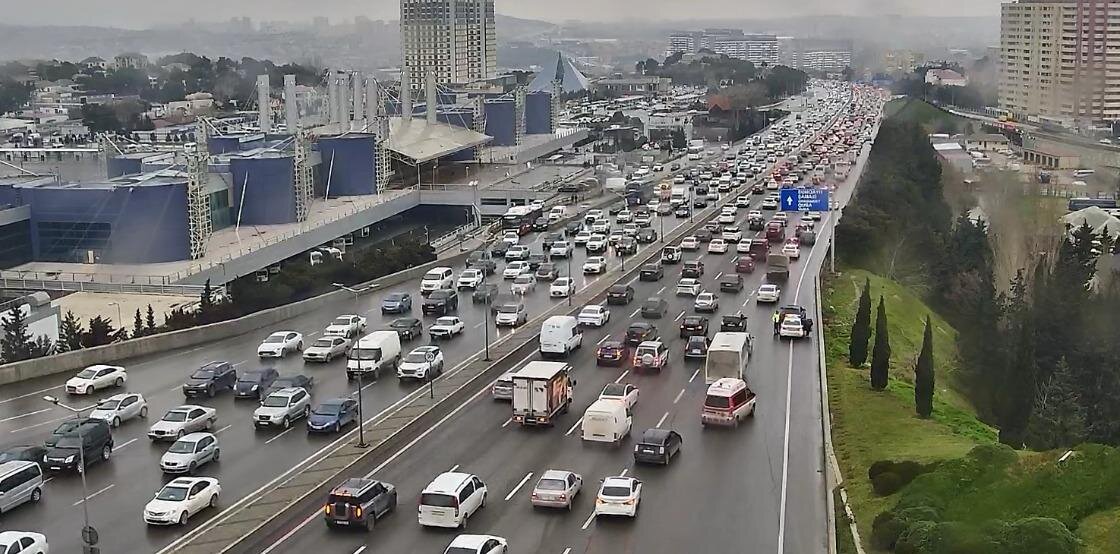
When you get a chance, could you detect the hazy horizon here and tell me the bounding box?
[2,0,1001,29]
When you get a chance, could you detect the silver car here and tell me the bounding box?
[159,432,219,474]
[530,469,583,510]
[302,336,351,363]
[148,405,217,441]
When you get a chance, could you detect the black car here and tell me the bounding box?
[536,263,559,281]
[422,290,459,316]
[324,478,398,531]
[265,374,314,398]
[641,297,668,319]
[472,283,500,304]
[45,418,100,448]
[633,429,683,465]
[752,184,765,194]
[596,341,630,367]
[636,228,658,243]
[235,368,280,400]
[693,198,708,209]
[694,229,713,243]
[695,185,710,197]
[533,217,550,231]
[608,202,626,215]
[721,313,748,332]
[490,241,511,257]
[527,253,548,271]
[616,237,638,255]
[42,419,113,473]
[670,163,681,171]
[607,284,635,305]
[389,317,424,340]
[182,361,237,398]
[682,260,705,278]
[639,263,664,281]
[380,292,413,314]
[719,274,744,292]
[680,315,710,338]
[684,336,710,359]
[625,322,659,345]
[0,445,47,464]
[675,206,690,218]
[541,233,562,250]
[565,221,583,236]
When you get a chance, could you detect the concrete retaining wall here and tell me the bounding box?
[0,250,472,386]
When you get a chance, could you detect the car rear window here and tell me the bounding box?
[704,394,732,409]
[420,493,457,507]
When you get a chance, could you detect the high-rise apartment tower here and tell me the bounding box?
[400,0,497,88]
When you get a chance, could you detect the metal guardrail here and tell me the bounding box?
[0,278,207,297]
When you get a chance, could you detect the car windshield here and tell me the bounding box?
[537,478,567,491]
[404,352,430,363]
[436,317,457,326]
[385,293,404,302]
[54,435,82,449]
[191,369,215,379]
[156,485,190,502]
[167,440,197,454]
[264,335,285,343]
[601,486,632,497]
[163,411,188,422]
[601,383,626,396]
[75,368,98,379]
[313,403,344,416]
[95,399,121,410]
[331,317,350,326]
[262,395,290,408]
[498,304,520,314]
[312,339,333,348]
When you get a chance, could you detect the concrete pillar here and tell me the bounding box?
[284,75,298,132]
[256,74,271,133]
[352,72,364,130]
[426,70,437,125]
[401,67,413,120]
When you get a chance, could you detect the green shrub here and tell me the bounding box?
[1002,518,1079,554]
[872,471,904,496]
[869,460,939,496]
[872,505,942,550]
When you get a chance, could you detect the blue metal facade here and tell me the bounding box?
[526,92,553,135]
[439,109,477,161]
[106,156,143,178]
[21,182,191,263]
[230,155,297,225]
[318,134,377,197]
[485,99,516,146]
[209,136,242,155]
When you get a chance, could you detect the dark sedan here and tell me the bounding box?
[535,263,559,281]
[0,445,47,464]
[639,263,664,281]
[472,283,499,304]
[675,206,690,218]
[633,429,683,465]
[380,292,413,314]
[641,297,668,319]
[719,274,744,292]
[306,398,359,434]
[636,228,658,244]
[684,336,710,359]
[389,317,423,340]
[607,284,635,305]
[234,368,279,400]
[596,341,630,367]
[625,322,659,345]
[679,315,710,338]
[264,374,314,398]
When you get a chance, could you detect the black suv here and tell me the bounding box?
[625,322,659,345]
[42,419,113,473]
[422,290,459,316]
[639,263,664,282]
[641,297,668,319]
[472,283,499,304]
[719,274,744,292]
[45,418,101,448]
[182,361,237,398]
[607,284,635,305]
[389,317,423,340]
[324,478,398,531]
[682,260,705,278]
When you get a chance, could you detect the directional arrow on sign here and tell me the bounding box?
[784,195,796,209]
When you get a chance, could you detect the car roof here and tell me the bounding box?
[448,534,502,548]
[269,387,303,397]
[84,364,120,371]
[641,428,671,442]
[178,432,216,442]
[603,476,635,487]
[165,476,214,487]
[331,477,379,496]
[424,471,474,493]
[172,404,208,412]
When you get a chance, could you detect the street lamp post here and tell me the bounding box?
[347,350,368,448]
[566,255,573,307]
[483,305,491,361]
[42,396,98,551]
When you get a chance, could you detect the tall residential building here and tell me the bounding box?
[781,39,853,72]
[400,0,497,88]
[999,0,1120,125]
[665,30,779,66]
[667,32,701,57]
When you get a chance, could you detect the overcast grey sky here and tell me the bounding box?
[4,0,1001,28]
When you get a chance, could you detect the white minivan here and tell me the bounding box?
[420,267,454,296]
[417,472,488,528]
[0,461,44,513]
[580,399,632,445]
[539,316,583,358]
[346,331,402,381]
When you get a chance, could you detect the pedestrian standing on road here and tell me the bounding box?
[772,311,781,335]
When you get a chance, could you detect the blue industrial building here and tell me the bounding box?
[229,152,297,225]
[318,134,377,197]
[484,99,516,146]
[525,92,553,135]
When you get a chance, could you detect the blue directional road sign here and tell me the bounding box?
[779,188,830,212]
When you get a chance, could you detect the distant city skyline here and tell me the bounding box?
[4,0,1001,29]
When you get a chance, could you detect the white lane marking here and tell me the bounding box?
[449,464,460,472]
[113,438,137,452]
[597,334,611,345]
[505,472,533,501]
[563,549,572,554]
[614,369,629,383]
[353,547,367,554]
[689,369,700,383]
[73,484,115,506]
[473,322,485,329]
[715,271,723,279]
[673,388,686,404]
[625,276,638,286]
[629,307,640,318]
[581,508,596,530]
[9,414,69,434]
[656,286,666,294]
[565,418,582,437]
[214,424,232,435]
[0,408,51,423]
[620,467,629,476]
[0,384,63,406]
[264,427,295,445]
[674,310,686,321]
[501,418,512,428]
[655,411,669,428]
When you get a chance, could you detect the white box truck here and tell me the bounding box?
[346,331,402,380]
[704,332,752,385]
[511,361,574,427]
[670,184,690,206]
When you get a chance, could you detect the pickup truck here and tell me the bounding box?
[767,254,790,282]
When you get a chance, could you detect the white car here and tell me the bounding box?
[599,383,639,409]
[780,315,808,338]
[398,346,445,380]
[257,331,303,358]
[676,278,702,296]
[623,223,639,237]
[722,227,743,242]
[500,231,520,246]
[323,315,366,339]
[594,476,642,518]
[65,365,127,395]
[737,240,754,253]
[583,257,607,274]
[573,231,592,245]
[429,316,466,339]
[736,196,751,207]
[577,305,610,327]
[457,269,485,289]
[148,405,218,441]
[550,241,573,258]
[805,211,822,221]
[616,209,633,222]
[0,532,48,554]
[550,277,576,298]
[505,245,530,261]
[511,274,537,295]
[443,534,508,554]
[772,212,789,226]
[717,212,736,224]
[253,388,312,429]
[89,392,148,428]
[530,469,583,510]
[680,236,700,250]
[694,292,719,312]
[503,261,531,279]
[586,209,604,221]
[586,234,608,252]
[144,477,221,526]
[757,284,781,303]
[707,239,728,254]
[747,210,763,220]
[591,219,610,233]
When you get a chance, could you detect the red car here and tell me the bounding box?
[735,256,755,273]
[596,341,630,367]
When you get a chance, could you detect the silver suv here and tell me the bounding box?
[253,388,311,429]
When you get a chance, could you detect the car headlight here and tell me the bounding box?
[66,455,76,463]
[250,385,258,391]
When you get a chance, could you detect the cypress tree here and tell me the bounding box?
[133,308,145,338]
[870,296,891,390]
[58,310,85,352]
[849,277,872,367]
[145,304,157,334]
[914,315,935,417]
[0,306,33,363]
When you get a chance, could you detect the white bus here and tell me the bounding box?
[704,332,752,385]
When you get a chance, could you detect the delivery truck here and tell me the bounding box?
[767,253,790,282]
[511,361,574,427]
[704,332,753,385]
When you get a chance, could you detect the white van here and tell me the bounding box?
[580,399,632,444]
[539,316,583,358]
[1073,169,1095,178]
[417,472,488,528]
[346,331,402,380]
[0,460,44,513]
[420,267,454,296]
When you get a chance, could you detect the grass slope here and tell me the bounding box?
[883,97,970,134]
[822,269,996,551]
